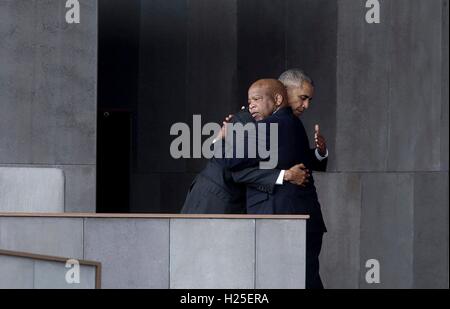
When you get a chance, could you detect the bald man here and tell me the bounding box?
[221,79,322,209]
[220,78,326,289]
[180,93,310,214]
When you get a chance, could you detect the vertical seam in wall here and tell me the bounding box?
[235,0,239,108]
[411,173,416,288]
[384,0,393,171]
[333,0,338,172]
[95,0,100,213]
[358,174,364,289]
[95,0,99,169]
[185,0,190,126]
[447,172,449,288]
[29,0,38,164]
[135,0,142,182]
[254,219,256,289]
[168,218,171,289]
[335,0,340,172]
[32,261,36,288]
[284,0,288,70]
[63,169,67,212]
[441,0,448,172]
[439,0,443,171]
[82,218,85,260]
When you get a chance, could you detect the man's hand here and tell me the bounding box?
[215,114,233,141]
[284,163,310,187]
[314,124,327,156]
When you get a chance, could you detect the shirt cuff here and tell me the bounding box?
[276,170,285,185]
[315,148,329,161]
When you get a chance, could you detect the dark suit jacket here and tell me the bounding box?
[219,107,327,233]
[180,109,281,214]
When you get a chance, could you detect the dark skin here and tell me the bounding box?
[284,163,310,187]
[247,79,287,121]
[287,81,327,156]
[218,80,311,187]
[314,124,327,157]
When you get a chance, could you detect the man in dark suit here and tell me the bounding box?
[278,69,328,289]
[180,107,311,214]
[221,78,327,289]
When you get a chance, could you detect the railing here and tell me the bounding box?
[0,249,101,289]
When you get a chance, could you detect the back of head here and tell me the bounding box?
[278,69,314,89]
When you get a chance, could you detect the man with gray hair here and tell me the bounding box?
[279,68,328,289]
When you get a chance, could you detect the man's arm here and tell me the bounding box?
[217,116,269,171]
[231,164,310,194]
[231,167,279,194]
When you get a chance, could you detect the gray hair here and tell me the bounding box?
[278,69,314,88]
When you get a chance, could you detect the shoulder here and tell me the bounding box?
[263,107,295,124]
[233,108,254,125]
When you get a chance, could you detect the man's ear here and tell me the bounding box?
[274,93,284,106]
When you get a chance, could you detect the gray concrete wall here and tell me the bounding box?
[0,167,64,212]
[0,216,307,289]
[0,254,97,289]
[316,171,449,289]
[170,219,255,289]
[322,0,447,289]
[0,217,84,258]
[286,0,338,171]
[0,0,97,212]
[336,0,444,172]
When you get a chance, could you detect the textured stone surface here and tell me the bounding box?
[170,219,255,289]
[336,0,443,172]
[0,0,97,165]
[360,173,414,288]
[335,0,391,172]
[0,0,97,213]
[387,0,442,171]
[59,165,96,212]
[315,172,361,289]
[0,255,34,289]
[0,254,97,289]
[0,167,64,212]
[0,217,83,259]
[84,218,170,288]
[413,172,449,288]
[255,219,307,289]
[34,260,96,289]
[442,0,449,171]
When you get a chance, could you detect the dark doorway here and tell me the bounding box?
[97,110,132,213]
[96,0,140,213]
